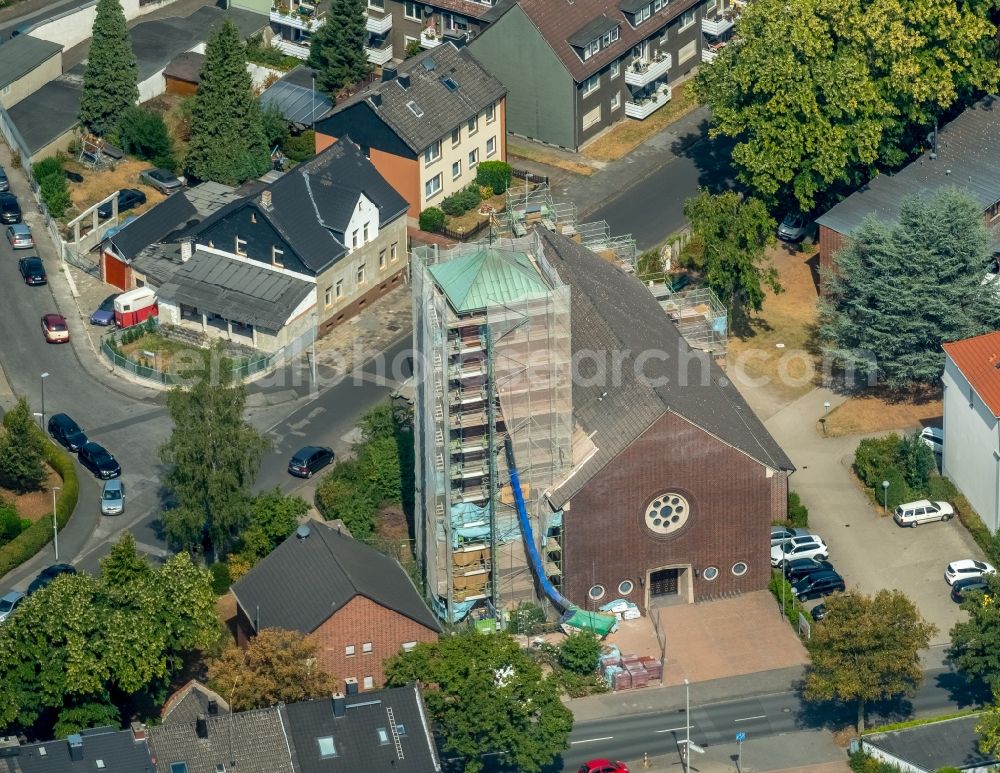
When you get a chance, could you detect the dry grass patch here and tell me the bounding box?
[581,80,699,162]
[445,192,507,233]
[0,465,62,523]
[65,157,166,216]
[507,143,595,176]
[822,390,942,437]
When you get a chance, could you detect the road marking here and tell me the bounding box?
[733,715,766,722]
[570,736,614,745]
[655,725,691,733]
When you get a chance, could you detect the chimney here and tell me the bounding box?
[370,92,382,108]
[67,734,83,763]
[345,677,359,696]
[207,699,219,716]
[261,189,273,210]
[195,714,208,740]
[398,73,411,89]
[130,722,147,743]
[0,737,20,759]
[382,66,398,82]
[332,693,346,718]
[180,238,193,262]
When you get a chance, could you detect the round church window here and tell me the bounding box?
[644,493,690,535]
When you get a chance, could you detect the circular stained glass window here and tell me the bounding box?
[645,493,690,535]
[588,584,606,601]
[703,566,719,581]
[732,561,749,576]
[618,579,634,595]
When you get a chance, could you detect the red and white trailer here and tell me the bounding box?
[114,287,158,328]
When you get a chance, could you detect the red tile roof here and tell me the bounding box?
[943,331,1000,417]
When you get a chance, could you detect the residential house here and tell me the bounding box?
[231,0,329,61]
[860,713,1000,773]
[315,42,507,219]
[816,98,1000,273]
[0,725,153,773]
[0,35,62,110]
[412,229,792,622]
[942,331,1000,534]
[469,0,736,150]
[231,520,440,690]
[161,679,231,725]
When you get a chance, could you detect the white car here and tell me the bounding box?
[893,499,955,528]
[919,427,943,456]
[771,535,828,567]
[945,559,996,586]
[770,526,810,547]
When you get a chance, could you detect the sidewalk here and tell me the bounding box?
[619,734,850,773]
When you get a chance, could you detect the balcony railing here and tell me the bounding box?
[269,7,326,31]
[624,53,671,87]
[366,42,393,65]
[701,15,734,36]
[366,12,392,34]
[272,37,310,59]
[420,28,442,48]
[625,84,672,120]
[701,46,720,63]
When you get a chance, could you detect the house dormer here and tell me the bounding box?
[567,15,620,62]
[620,0,660,27]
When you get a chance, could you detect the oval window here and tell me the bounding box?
[588,584,606,601]
[703,566,719,581]
[732,561,749,576]
[618,580,634,595]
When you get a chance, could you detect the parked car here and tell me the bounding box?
[771,535,828,567]
[48,413,87,452]
[288,445,335,478]
[78,441,121,479]
[919,426,943,456]
[97,188,146,218]
[100,479,125,516]
[951,576,991,603]
[579,761,630,773]
[793,570,845,601]
[0,165,8,192]
[770,526,811,547]
[27,563,77,594]
[41,313,70,344]
[777,212,809,242]
[0,591,24,623]
[5,223,32,249]
[139,168,182,194]
[945,559,996,586]
[0,192,21,224]
[893,499,955,528]
[810,603,828,622]
[18,256,46,285]
[784,557,835,583]
[89,294,118,326]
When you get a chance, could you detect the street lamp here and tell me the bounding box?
[40,372,49,430]
[684,677,690,773]
[51,486,60,561]
[882,480,890,514]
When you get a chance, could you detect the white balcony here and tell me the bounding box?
[701,46,720,63]
[272,37,310,59]
[701,15,734,36]
[624,53,672,88]
[269,8,326,31]
[366,43,393,65]
[625,84,672,120]
[366,12,392,34]
[420,28,442,48]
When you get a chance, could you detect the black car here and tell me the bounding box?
[27,563,77,594]
[784,557,835,583]
[810,603,828,622]
[97,188,146,219]
[18,256,46,285]
[0,165,8,192]
[792,570,845,601]
[48,413,87,452]
[78,441,121,479]
[0,192,21,224]
[951,576,991,603]
[288,446,335,478]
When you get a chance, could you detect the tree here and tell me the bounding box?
[307,0,370,95]
[947,573,1000,692]
[79,0,139,137]
[159,368,270,557]
[118,105,176,169]
[0,396,47,493]
[207,628,337,711]
[977,694,1000,755]
[54,698,122,738]
[385,631,573,773]
[804,589,935,733]
[557,631,602,676]
[185,20,270,184]
[681,190,781,330]
[99,532,151,587]
[692,0,1000,212]
[821,188,998,391]
[261,104,290,149]
[235,489,308,563]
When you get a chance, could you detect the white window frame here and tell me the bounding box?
[653,0,664,10]
[335,279,343,299]
[362,642,373,653]
[379,249,387,270]
[582,105,601,130]
[402,641,417,651]
[611,92,621,110]
[404,1,420,20]
[678,39,697,63]
[582,74,600,96]
[324,286,333,307]
[424,140,441,165]
[234,236,247,256]
[485,136,496,157]
[271,246,284,265]
[363,676,374,689]
[635,4,651,24]
[679,9,696,30]
[363,222,369,242]
[451,127,461,146]
[486,103,496,123]
[351,229,359,248]
[345,645,355,656]
[467,115,478,135]
[356,263,366,285]
[610,60,620,78]
[390,242,398,262]
[452,160,462,179]
[425,173,443,199]
[368,0,384,8]
[467,148,478,168]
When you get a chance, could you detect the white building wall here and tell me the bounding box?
[344,193,380,247]
[942,356,1000,532]
[25,0,183,52]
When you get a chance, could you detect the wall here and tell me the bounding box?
[370,147,420,219]
[0,52,61,110]
[312,595,438,689]
[165,75,198,97]
[27,0,182,52]
[563,411,786,607]
[943,356,1000,532]
[818,225,844,275]
[231,0,271,13]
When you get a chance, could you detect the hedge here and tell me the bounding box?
[475,160,512,194]
[419,207,445,233]
[440,185,482,217]
[0,426,79,577]
[769,571,808,627]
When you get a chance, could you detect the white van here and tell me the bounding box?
[893,499,955,528]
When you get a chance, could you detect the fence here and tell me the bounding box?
[511,167,548,186]
[441,217,493,242]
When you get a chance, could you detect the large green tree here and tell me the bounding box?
[79,0,139,137]
[385,631,573,773]
[234,489,307,566]
[0,397,47,493]
[159,368,270,557]
[186,20,270,184]
[947,573,1000,692]
[307,0,371,96]
[821,187,998,391]
[681,190,781,330]
[693,0,1000,212]
[804,589,935,733]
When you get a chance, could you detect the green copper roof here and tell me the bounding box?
[428,247,549,313]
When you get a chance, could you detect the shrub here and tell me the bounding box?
[209,562,232,595]
[118,105,176,169]
[769,570,807,625]
[898,431,935,490]
[0,503,24,546]
[787,491,808,527]
[558,631,602,675]
[40,174,70,218]
[853,434,901,488]
[476,160,512,194]
[478,185,494,200]
[440,185,481,216]
[404,40,422,58]
[282,130,315,162]
[31,156,64,184]
[419,207,445,233]
[244,34,300,70]
[508,602,546,635]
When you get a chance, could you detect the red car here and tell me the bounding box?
[41,313,70,343]
[580,760,629,773]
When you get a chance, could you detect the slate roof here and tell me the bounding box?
[943,331,1000,418]
[164,51,205,83]
[131,242,185,287]
[161,679,231,725]
[147,706,297,773]
[536,228,794,507]
[329,43,506,153]
[428,246,550,313]
[281,685,440,773]
[261,75,334,125]
[157,246,315,331]
[5,76,81,155]
[817,98,1000,235]
[862,714,999,773]
[232,520,440,635]
[0,34,62,90]
[1,727,153,773]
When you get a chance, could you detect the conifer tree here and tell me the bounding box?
[308,0,371,96]
[79,0,139,137]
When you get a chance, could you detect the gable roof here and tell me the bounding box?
[817,98,1000,236]
[1,727,152,773]
[232,520,440,634]
[281,685,440,773]
[161,679,231,725]
[536,228,793,506]
[328,43,506,153]
[0,35,62,91]
[164,51,205,83]
[943,330,1000,418]
[427,246,550,313]
[862,714,999,773]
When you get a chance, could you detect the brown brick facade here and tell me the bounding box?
[563,411,788,608]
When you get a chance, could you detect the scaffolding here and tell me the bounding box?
[647,283,728,356]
